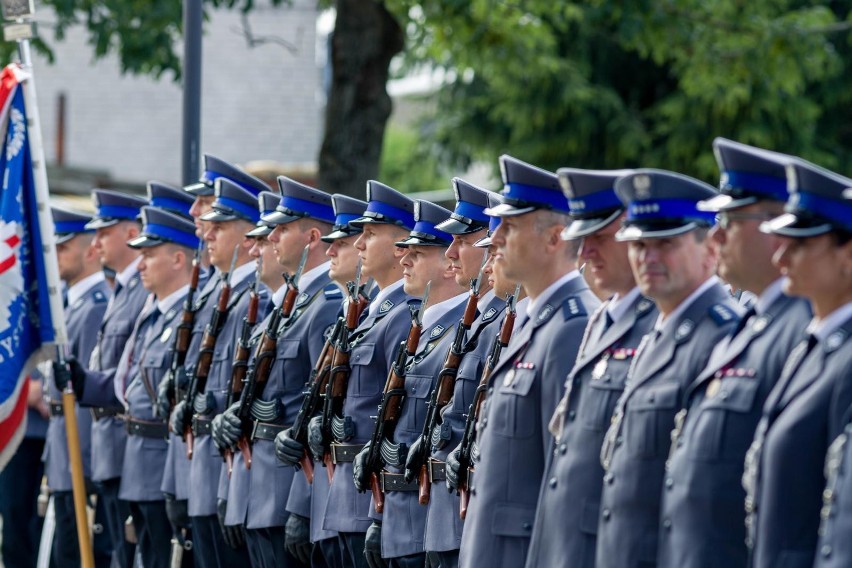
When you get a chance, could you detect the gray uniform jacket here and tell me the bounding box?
[525,293,657,568]
[747,313,852,568]
[321,282,415,534]
[815,391,852,568]
[225,272,338,529]
[660,293,810,568]
[595,282,741,568]
[187,271,268,517]
[424,292,505,553]
[459,275,599,568]
[160,269,217,499]
[43,279,109,491]
[80,270,149,482]
[119,296,186,502]
[378,297,467,559]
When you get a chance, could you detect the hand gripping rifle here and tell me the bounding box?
[161,241,204,419]
[362,282,430,514]
[413,253,488,505]
[183,246,240,459]
[234,245,309,470]
[457,284,520,519]
[319,263,372,481]
[223,256,262,476]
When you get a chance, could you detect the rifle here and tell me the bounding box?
[234,245,309,470]
[457,285,520,519]
[183,245,240,459]
[414,253,488,505]
[162,241,204,419]
[362,282,430,514]
[223,256,262,476]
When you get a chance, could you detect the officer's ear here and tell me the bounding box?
[125,221,141,241]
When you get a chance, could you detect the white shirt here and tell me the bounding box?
[157,285,190,316]
[526,270,583,320]
[115,259,141,289]
[807,301,852,342]
[367,279,405,319]
[229,260,256,286]
[421,292,468,332]
[66,272,105,307]
[608,286,643,323]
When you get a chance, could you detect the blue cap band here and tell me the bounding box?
[722,170,788,202]
[488,215,500,233]
[454,200,490,224]
[568,189,623,216]
[365,200,416,228]
[279,195,335,223]
[144,223,200,249]
[627,199,716,225]
[54,220,93,235]
[215,196,261,223]
[791,190,852,231]
[202,170,260,197]
[504,182,570,213]
[411,220,452,243]
[150,196,192,216]
[335,212,359,228]
[97,204,141,221]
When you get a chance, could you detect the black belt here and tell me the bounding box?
[428,459,446,482]
[380,471,418,492]
[191,416,212,437]
[126,418,168,439]
[330,444,363,464]
[92,406,122,420]
[251,422,287,442]
[49,401,63,417]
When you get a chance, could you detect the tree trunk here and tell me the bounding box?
[318,0,404,198]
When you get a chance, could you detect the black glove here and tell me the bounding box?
[307,415,325,461]
[284,513,311,565]
[445,444,462,492]
[364,521,386,568]
[155,374,173,420]
[353,443,372,493]
[52,357,86,396]
[212,403,242,451]
[274,427,305,466]
[170,400,188,437]
[164,494,190,530]
[216,498,245,549]
[403,435,425,483]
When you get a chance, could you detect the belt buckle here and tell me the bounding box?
[250,419,260,442]
[380,471,388,492]
[330,444,341,464]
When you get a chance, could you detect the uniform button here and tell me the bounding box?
[602,509,611,521]
[665,477,673,489]
[560,443,567,455]
[549,477,557,489]
[604,473,614,485]
[567,410,576,421]
[615,436,623,447]
[822,545,832,557]
[522,522,532,531]
[662,518,672,530]
[482,418,488,427]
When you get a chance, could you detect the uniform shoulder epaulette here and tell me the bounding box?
[708,303,736,326]
[92,290,108,303]
[324,283,343,299]
[561,296,588,321]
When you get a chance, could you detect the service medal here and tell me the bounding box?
[161,327,172,343]
[592,355,609,380]
[706,377,722,398]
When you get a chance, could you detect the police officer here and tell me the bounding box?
[215,177,338,566]
[119,207,201,568]
[58,189,149,568]
[458,156,599,568]
[415,178,496,568]
[524,168,658,568]
[45,207,112,568]
[169,178,269,566]
[351,199,467,567]
[595,170,742,568]
[658,140,811,567]
[744,159,852,568]
[302,181,415,568]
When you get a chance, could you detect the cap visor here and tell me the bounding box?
[184,182,214,196]
[759,213,833,237]
[473,235,493,248]
[127,234,165,249]
[84,218,121,230]
[483,203,536,217]
[435,217,487,235]
[615,222,698,242]
[394,236,449,248]
[246,224,273,237]
[321,228,357,243]
[561,210,622,241]
[261,210,300,226]
[55,233,76,245]
[200,209,240,222]
[697,194,757,212]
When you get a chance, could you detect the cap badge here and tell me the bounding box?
[633,174,651,199]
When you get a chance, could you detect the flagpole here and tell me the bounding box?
[0,3,91,567]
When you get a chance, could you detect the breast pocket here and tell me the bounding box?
[492,367,537,440]
[207,342,233,399]
[141,351,168,391]
[451,354,482,414]
[277,339,302,392]
[396,374,433,435]
[689,377,761,462]
[350,343,379,397]
[101,318,132,363]
[579,376,625,433]
[625,382,681,460]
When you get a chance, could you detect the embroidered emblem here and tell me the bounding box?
[429,325,445,339]
[128,276,139,289]
[826,330,847,352]
[161,327,173,343]
[752,316,769,333]
[379,299,394,314]
[482,307,498,322]
[295,292,310,307]
[636,298,654,314]
[537,304,554,324]
[633,174,651,199]
[675,320,695,342]
[73,298,84,309]
[165,308,177,320]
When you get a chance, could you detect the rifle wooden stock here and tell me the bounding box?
[166,256,201,412]
[371,472,384,514]
[418,464,430,505]
[183,279,233,459]
[457,297,517,518]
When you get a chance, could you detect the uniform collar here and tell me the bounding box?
[754,277,785,316]
[654,275,720,333]
[272,283,288,307]
[157,285,189,315]
[807,301,852,341]
[299,260,331,292]
[115,259,140,288]
[527,269,582,320]
[607,286,642,323]
[476,289,496,313]
[422,291,468,331]
[67,271,106,306]
[228,260,256,286]
[367,278,404,318]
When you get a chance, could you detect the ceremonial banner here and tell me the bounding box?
[0,63,66,469]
